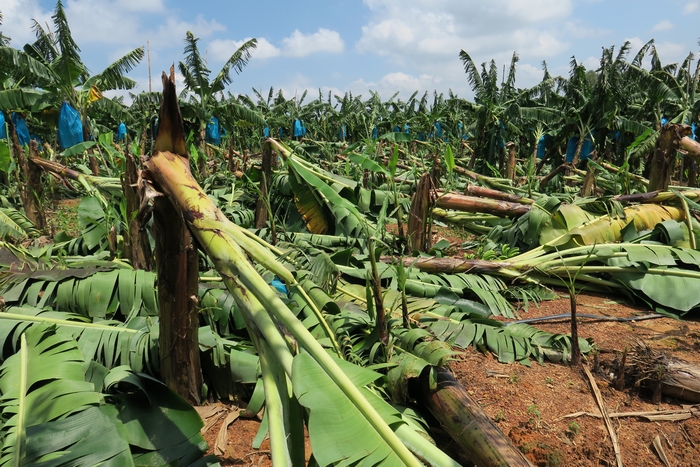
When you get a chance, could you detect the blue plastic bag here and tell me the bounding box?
[278,127,284,138]
[205,117,221,145]
[580,134,594,161]
[537,135,553,159]
[57,102,84,149]
[263,126,270,138]
[0,112,5,139]
[565,133,595,162]
[458,122,469,140]
[12,113,31,146]
[372,126,378,139]
[116,122,127,141]
[338,124,347,140]
[435,121,443,138]
[270,277,288,295]
[404,123,410,134]
[394,125,400,133]
[293,119,303,138]
[537,137,546,159]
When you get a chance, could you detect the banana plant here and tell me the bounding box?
[143,70,432,466]
[0,206,38,241]
[0,324,217,466]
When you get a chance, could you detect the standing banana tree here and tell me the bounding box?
[0,11,53,120]
[177,31,265,171]
[460,51,521,174]
[0,12,7,47]
[19,0,144,146]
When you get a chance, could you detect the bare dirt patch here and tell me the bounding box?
[452,291,700,466]
[205,291,700,466]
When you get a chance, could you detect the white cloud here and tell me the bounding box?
[684,2,699,13]
[581,56,600,71]
[624,37,647,55]
[281,28,344,57]
[349,71,451,98]
[652,20,674,32]
[3,0,223,53]
[357,0,574,77]
[151,16,225,46]
[1,0,52,46]
[517,62,548,84]
[209,37,281,61]
[64,0,144,46]
[115,0,165,13]
[563,21,612,40]
[210,29,345,64]
[654,41,689,63]
[273,73,318,99]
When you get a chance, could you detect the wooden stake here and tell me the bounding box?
[583,365,623,467]
[147,40,152,93]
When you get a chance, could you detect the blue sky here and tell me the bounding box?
[3,0,700,103]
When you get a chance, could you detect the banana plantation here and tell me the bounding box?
[2,2,700,466]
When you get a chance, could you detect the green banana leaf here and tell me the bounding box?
[543,204,685,249]
[0,306,158,373]
[292,352,407,466]
[286,156,367,237]
[1,267,158,320]
[0,325,112,466]
[0,325,217,466]
[0,207,39,241]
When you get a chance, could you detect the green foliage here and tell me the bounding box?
[5,22,700,465]
[0,207,38,241]
[292,352,407,466]
[0,325,216,466]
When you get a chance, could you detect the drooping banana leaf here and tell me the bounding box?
[0,306,158,373]
[286,156,368,237]
[514,243,700,315]
[336,259,519,317]
[0,207,39,241]
[77,195,117,252]
[292,352,412,466]
[600,244,700,314]
[104,368,217,467]
[0,324,218,466]
[335,283,588,365]
[0,325,128,467]
[542,204,686,249]
[1,267,158,320]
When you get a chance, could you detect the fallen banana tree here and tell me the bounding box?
[435,192,531,218]
[463,185,534,205]
[379,240,700,316]
[141,70,455,466]
[417,366,532,466]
